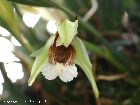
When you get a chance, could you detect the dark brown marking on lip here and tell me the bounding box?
[48,33,76,65]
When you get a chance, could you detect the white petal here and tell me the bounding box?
[41,63,57,80]
[58,65,78,82]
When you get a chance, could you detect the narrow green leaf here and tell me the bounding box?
[84,40,125,70]
[0,0,34,53]
[73,37,99,98]
[30,47,44,57]
[8,0,52,7]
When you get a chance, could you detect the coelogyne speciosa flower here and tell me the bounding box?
[42,32,77,82]
[28,19,99,98]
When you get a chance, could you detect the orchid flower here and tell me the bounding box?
[28,19,99,98]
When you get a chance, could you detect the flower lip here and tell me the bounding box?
[48,32,76,65]
[41,32,77,82]
[42,62,78,82]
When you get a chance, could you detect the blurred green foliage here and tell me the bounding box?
[0,0,140,105]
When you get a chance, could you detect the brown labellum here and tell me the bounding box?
[48,33,76,65]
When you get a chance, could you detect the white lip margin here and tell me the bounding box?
[41,63,57,80]
[58,64,78,82]
[41,62,78,82]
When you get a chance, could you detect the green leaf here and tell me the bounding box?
[84,41,125,70]
[73,37,99,98]
[56,19,78,47]
[8,0,52,7]
[30,47,44,57]
[28,36,55,86]
[0,0,35,53]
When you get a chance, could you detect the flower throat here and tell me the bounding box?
[48,32,76,66]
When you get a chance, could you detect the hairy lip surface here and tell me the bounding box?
[48,44,76,65]
[48,33,76,65]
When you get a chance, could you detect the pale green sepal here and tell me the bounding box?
[56,19,78,47]
[30,47,44,57]
[28,36,55,86]
[72,37,99,98]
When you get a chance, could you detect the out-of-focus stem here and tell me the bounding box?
[83,0,98,21]
[0,62,9,82]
